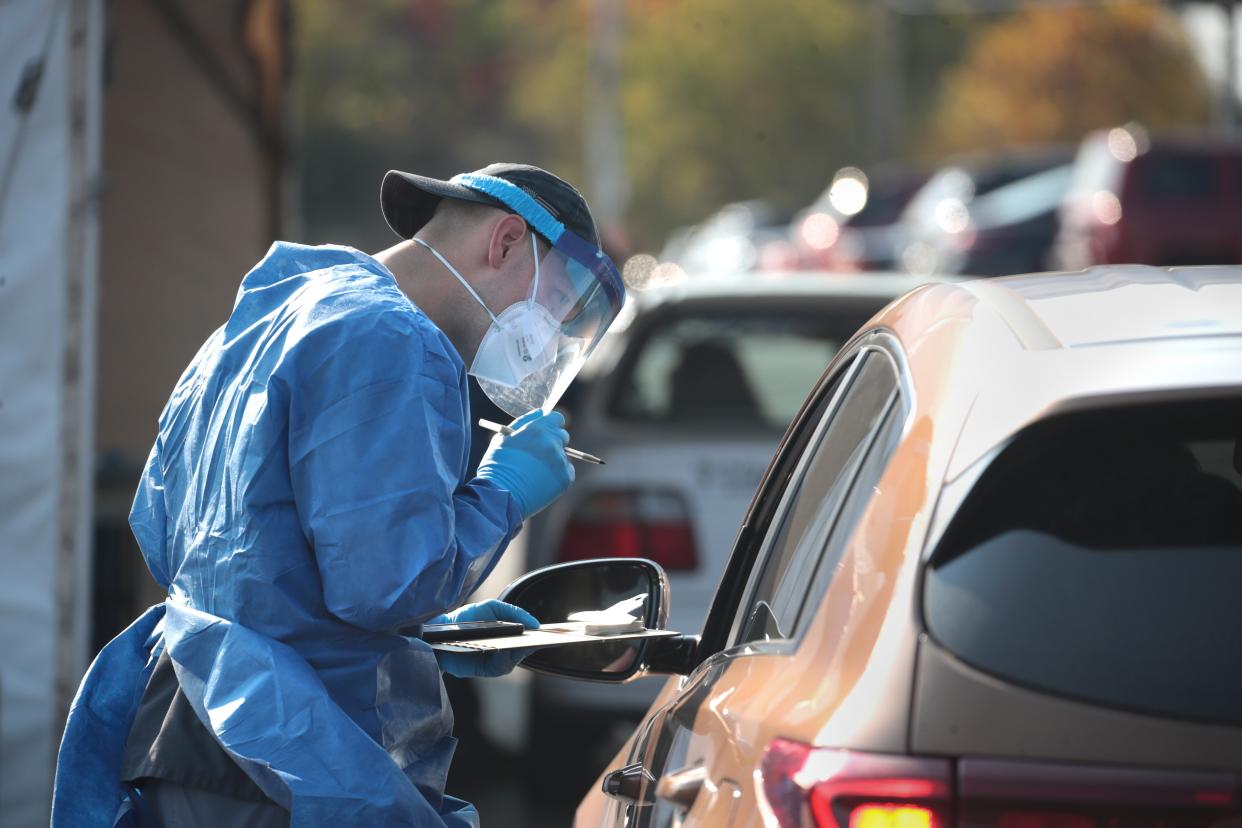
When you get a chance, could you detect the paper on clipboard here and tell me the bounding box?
[428,626,678,654]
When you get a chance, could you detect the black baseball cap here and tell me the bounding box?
[381,162,600,247]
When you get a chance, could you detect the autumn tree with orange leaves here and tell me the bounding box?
[928,4,1213,157]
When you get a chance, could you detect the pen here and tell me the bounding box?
[477,418,606,465]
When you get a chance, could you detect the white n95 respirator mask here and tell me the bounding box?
[415,236,563,413]
[409,173,625,418]
[470,298,561,389]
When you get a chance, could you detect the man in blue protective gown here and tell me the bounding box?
[51,164,627,827]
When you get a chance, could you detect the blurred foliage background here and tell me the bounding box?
[930,5,1212,155]
[293,0,1212,253]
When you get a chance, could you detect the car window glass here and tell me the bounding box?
[846,180,918,227]
[972,165,1073,228]
[607,312,856,430]
[1139,153,1218,199]
[791,393,904,636]
[926,396,1242,725]
[732,350,898,646]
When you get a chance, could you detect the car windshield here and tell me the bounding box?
[925,396,1242,725]
[607,307,867,431]
[970,164,1073,228]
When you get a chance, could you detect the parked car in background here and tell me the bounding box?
[786,165,927,273]
[660,200,794,274]
[918,162,1073,276]
[1053,125,1242,270]
[520,273,955,801]
[555,265,1242,828]
[899,147,1073,275]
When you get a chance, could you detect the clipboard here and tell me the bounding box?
[428,624,678,654]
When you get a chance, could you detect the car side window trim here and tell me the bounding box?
[735,356,903,650]
[693,329,910,663]
[726,337,908,647]
[723,351,867,647]
[866,329,916,418]
[718,334,911,658]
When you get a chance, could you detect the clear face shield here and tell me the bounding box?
[419,171,625,418]
[472,227,625,418]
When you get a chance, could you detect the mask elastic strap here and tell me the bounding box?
[527,234,541,309]
[414,238,500,325]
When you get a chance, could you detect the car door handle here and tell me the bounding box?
[656,764,708,812]
[602,762,655,804]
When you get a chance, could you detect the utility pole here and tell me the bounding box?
[868,2,903,163]
[586,0,628,251]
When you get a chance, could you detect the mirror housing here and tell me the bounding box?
[499,558,673,682]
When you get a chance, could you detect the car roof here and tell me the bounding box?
[612,271,969,341]
[875,265,1242,482]
[1082,127,1242,156]
[580,272,961,381]
[978,265,1242,347]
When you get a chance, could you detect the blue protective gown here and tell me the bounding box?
[52,243,523,826]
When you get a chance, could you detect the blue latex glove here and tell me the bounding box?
[429,599,540,679]
[475,409,574,520]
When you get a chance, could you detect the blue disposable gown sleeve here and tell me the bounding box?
[129,443,173,591]
[286,312,522,632]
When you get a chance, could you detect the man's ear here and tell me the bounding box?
[486,214,530,270]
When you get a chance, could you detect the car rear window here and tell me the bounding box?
[607,309,866,430]
[1135,153,1220,200]
[925,397,1242,725]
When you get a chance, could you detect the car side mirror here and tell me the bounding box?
[499,558,673,682]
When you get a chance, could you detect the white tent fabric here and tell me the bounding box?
[0,1,101,825]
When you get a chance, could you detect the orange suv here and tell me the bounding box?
[1053,126,1242,269]
[505,265,1242,828]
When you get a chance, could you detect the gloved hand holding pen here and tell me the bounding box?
[475,409,574,519]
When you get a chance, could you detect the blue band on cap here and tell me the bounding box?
[451,173,566,244]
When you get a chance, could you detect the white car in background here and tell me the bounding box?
[519,272,956,801]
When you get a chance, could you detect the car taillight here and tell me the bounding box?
[959,757,1241,828]
[556,490,698,571]
[758,739,1242,828]
[757,739,951,828]
[850,804,936,828]
[990,815,1093,828]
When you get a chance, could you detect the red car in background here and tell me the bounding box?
[1053,126,1242,270]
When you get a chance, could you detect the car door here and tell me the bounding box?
[597,334,909,827]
